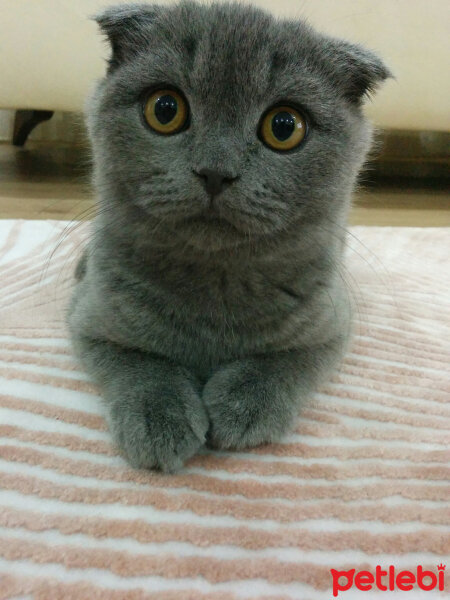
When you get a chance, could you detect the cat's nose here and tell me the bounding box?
[193,167,238,197]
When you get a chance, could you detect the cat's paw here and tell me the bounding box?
[108,386,209,472]
[202,362,291,450]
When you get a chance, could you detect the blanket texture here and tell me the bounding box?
[0,220,448,600]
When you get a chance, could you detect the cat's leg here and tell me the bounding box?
[72,335,209,472]
[203,339,344,449]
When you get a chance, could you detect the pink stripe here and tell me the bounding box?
[0,330,67,339]
[0,245,75,293]
[325,377,449,404]
[295,421,450,445]
[3,469,445,526]
[356,327,449,359]
[249,441,449,462]
[0,394,106,431]
[355,309,441,334]
[0,366,97,394]
[1,538,447,590]
[3,444,449,486]
[0,536,332,587]
[3,537,446,589]
[351,340,449,370]
[0,424,113,455]
[1,506,447,553]
[0,260,77,309]
[356,301,450,326]
[317,386,450,419]
[0,350,78,372]
[190,454,450,481]
[312,395,450,431]
[2,423,448,465]
[0,573,256,600]
[358,299,448,320]
[297,409,340,425]
[0,341,71,355]
[360,286,450,310]
[343,355,450,387]
[353,337,449,366]
[1,286,68,312]
[1,460,448,511]
[339,363,449,394]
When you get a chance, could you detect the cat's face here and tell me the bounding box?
[89,2,389,250]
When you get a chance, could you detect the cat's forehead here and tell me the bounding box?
[105,3,339,126]
[189,7,275,94]
[148,4,307,113]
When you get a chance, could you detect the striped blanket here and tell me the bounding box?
[0,219,448,599]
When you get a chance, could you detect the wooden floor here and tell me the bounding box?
[0,143,449,226]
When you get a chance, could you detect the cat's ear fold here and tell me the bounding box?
[327,40,392,104]
[94,4,160,71]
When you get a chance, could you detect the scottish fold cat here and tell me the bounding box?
[68,1,390,471]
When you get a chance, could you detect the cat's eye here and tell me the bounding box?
[143,89,189,135]
[259,105,307,151]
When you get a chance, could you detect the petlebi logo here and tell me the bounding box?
[330,564,446,597]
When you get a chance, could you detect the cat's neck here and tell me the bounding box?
[95,190,347,277]
[95,206,343,290]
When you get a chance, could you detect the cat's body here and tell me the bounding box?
[68,1,389,471]
[73,218,346,377]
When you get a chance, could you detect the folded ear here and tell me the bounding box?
[94,4,160,71]
[324,39,392,104]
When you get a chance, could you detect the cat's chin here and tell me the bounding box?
[125,201,281,252]
[174,215,249,251]
[185,209,240,231]
[188,203,279,234]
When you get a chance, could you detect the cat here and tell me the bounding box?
[68,1,390,472]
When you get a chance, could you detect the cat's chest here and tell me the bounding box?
[154,266,300,326]
[112,264,306,364]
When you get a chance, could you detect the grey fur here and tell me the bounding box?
[68,1,389,471]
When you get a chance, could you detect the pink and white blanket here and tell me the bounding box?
[0,220,448,599]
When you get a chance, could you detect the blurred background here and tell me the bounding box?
[0,0,448,225]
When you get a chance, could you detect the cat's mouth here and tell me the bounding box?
[186,207,241,232]
[184,203,277,239]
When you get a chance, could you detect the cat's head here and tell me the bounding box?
[88,1,390,251]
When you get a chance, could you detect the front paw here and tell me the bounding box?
[203,362,293,450]
[108,383,209,473]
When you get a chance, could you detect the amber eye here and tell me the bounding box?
[143,89,189,134]
[259,105,307,151]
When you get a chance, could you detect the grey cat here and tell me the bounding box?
[68,1,390,472]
